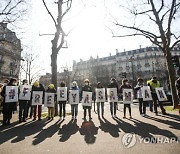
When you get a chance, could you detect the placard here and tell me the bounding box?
[155,87,168,101]
[57,87,67,101]
[69,90,79,104]
[107,88,118,102]
[82,91,92,107]
[141,86,152,101]
[32,91,43,106]
[19,85,32,100]
[95,88,106,102]
[123,89,133,104]
[5,86,18,103]
[44,93,55,107]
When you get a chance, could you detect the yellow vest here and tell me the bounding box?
[147,80,160,93]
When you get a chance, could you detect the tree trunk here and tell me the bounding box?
[165,49,179,109]
[51,52,58,115]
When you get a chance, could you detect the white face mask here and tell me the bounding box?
[85,82,89,86]
[13,82,17,86]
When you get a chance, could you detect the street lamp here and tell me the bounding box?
[129,56,135,87]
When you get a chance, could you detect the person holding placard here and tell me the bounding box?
[134,78,147,116]
[147,77,166,115]
[96,82,105,118]
[69,81,79,120]
[108,77,119,118]
[32,81,45,121]
[81,79,93,120]
[119,79,132,119]
[46,84,56,120]
[58,81,67,120]
[18,79,29,122]
[1,78,18,125]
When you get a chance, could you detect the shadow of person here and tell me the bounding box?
[58,119,79,142]
[32,119,62,145]
[79,120,98,144]
[0,119,49,144]
[144,115,180,130]
[99,117,120,138]
[158,113,180,121]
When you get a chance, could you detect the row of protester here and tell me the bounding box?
[0,76,169,125]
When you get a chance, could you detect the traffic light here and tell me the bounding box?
[122,72,126,78]
[171,56,179,67]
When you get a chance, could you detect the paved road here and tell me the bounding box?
[0,103,180,154]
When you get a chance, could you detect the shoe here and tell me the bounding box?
[114,115,117,118]
[74,117,77,120]
[82,117,86,120]
[141,114,145,117]
[47,117,51,120]
[19,119,22,123]
[22,119,26,122]
[123,116,126,119]
[71,117,74,121]
[162,112,167,115]
[38,118,42,121]
[155,112,158,116]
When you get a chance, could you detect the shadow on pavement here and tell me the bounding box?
[144,115,180,130]
[99,117,120,138]
[159,113,180,121]
[32,119,63,145]
[0,119,50,144]
[114,117,178,142]
[58,119,79,142]
[79,120,98,144]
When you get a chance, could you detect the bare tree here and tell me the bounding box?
[42,0,72,115]
[0,0,27,24]
[111,0,180,108]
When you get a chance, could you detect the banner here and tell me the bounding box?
[82,91,92,107]
[32,91,43,106]
[155,87,168,101]
[19,85,32,100]
[69,90,79,104]
[123,89,133,104]
[5,86,18,103]
[57,87,67,101]
[107,88,118,102]
[44,93,55,107]
[95,88,106,102]
[141,86,152,101]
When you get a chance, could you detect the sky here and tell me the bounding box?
[19,0,162,77]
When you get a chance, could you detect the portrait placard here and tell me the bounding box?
[82,91,92,107]
[44,93,55,107]
[5,86,18,103]
[123,89,133,104]
[19,85,32,100]
[142,86,152,101]
[107,88,118,102]
[57,87,67,101]
[155,87,168,101]
[69,90,79,104]
[95,88,106,102]
[32,91,43,106]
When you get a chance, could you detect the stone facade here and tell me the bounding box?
[0,23,22,81]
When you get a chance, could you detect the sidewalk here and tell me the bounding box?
[0,104,180,154]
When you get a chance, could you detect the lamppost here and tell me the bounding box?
[129,56,135,87]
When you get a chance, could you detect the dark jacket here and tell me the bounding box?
[31,84,45,103]
[175,78,180,92]
[108,82,119,93]
[119,84,132,99]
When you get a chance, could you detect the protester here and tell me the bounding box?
[58,81,67,120]
[134,78,147,116]
[32,81,45,121]
[108,77,119,118]
[96,82,105,118]
[18,79,28,122]
[70,81,79,120]
[81,79,93,120]
[147,77,166,115]
[0,83,4,114]
[119,79,132,119]
[1,78,18,125]
[46,84,56,120]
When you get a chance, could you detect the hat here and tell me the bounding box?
[48,84,54,89]
[84,79,89,83]
[33,81,39,87]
